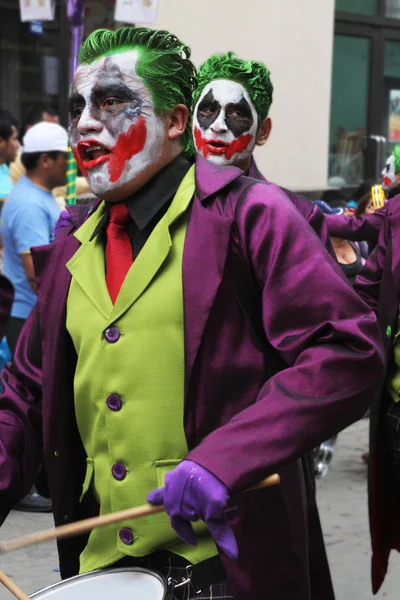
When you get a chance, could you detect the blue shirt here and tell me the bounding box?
[1,176,61,319]
[0,164,13,199]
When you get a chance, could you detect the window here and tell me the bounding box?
[329,35,370,185]
[387,0,400,19]
[335,0,378,16]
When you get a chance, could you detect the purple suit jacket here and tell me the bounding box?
[355,196,400,593]
[0,156,384,599]
[249,159,335,257]
[325,209,386,246]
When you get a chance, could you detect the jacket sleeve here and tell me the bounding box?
[188,183,385,492]
[354,208,390,314]
[307,202,336,260]
[0,307,43,519]
[325,207,386,244]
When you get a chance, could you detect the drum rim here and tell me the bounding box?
[29,566,167,598]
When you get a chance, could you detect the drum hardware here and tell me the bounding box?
[168,564,203,596]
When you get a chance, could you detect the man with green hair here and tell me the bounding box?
[324,145,400,247]
[192,52,332,247]
[0,27,384,600]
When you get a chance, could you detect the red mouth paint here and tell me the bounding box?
[72,146,88,179]
[194,128,252,161]
[73,117,147,184]
[108,117,147,183]
[384,176,393,187]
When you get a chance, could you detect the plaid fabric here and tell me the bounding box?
[114,552,232,599]
[160,554,232,599]
[386,398,400,493]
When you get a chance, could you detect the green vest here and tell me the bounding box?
[66,167,216,573]
[387,310,400,403]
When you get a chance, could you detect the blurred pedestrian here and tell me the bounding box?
[355,191,375,218]
[9,104,90,207]
[0,109,20,202]
[2,122,67,354]
[0,122,68,512]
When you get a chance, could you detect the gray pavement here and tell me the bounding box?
[1,419,400,598]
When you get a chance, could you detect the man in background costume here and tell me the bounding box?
[0,27,385,600]
[355,187,400,595]
[192,52,332,251]
[323,145,400,247]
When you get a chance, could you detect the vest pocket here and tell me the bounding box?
[80,458,94,503]
[154,458,182,489]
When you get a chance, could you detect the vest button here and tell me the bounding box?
[119,527,134,545]
[112,462,126,480]
[104,326,120,343]
[387,326,392,338]
[106,394,122,411]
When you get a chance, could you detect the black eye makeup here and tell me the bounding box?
[196,88,255,138]
[197,90,221,131]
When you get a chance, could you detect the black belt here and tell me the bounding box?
[114,550,226,591]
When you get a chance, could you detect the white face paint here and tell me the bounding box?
[193,80,258,168]
[69,50,165,197]
[382,154,396,189]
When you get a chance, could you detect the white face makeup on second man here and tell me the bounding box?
[69,50,166,200]
[193,79,258,169]
[382,154,397,189]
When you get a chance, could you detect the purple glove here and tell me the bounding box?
[54,210,73,238]
[147,460,238,560]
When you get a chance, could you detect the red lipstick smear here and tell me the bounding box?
[194,128,252,161]
[108,117,147,183]
[72,146,88,179]
[384,176,393,187]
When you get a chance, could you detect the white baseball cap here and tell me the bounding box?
[22,122,69,154]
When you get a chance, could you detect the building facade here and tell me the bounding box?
[1,0,400,193]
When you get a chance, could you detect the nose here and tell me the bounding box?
[77,105,103,135]
[211,111,228,134]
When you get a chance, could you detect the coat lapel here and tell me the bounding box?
[183,156,243,388]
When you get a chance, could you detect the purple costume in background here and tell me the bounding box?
[355,195,400,594]
[0,157,384,599]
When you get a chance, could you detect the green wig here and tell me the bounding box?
[193,51,273,125]
[393,144,400,174]
[78,27,198,156]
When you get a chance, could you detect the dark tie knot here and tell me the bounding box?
[109,203,131,227]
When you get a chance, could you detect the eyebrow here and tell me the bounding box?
[91,81,139,102]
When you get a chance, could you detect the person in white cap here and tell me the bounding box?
[0,121,68,512]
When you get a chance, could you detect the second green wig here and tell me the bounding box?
[194,52,273,125]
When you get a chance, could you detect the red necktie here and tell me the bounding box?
[105,203,134,304]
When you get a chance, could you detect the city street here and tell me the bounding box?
[1,419,400,599]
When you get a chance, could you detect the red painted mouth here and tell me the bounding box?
[194,128,252,161]
[383,176,393,187]
[77,139,111,170]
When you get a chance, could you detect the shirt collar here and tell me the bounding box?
[90,154,192,241]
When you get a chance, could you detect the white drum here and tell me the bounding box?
[29,567,169,599]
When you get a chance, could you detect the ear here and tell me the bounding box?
[167,104,189,142]
[256,117,272,147]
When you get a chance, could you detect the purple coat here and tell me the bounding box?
[325,209,386,246]
[355,196,400,593]
[249,159,335,257]
[0,156,384,600]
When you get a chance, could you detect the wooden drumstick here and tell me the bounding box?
[0,473,280,555]
[0,570,30,600]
